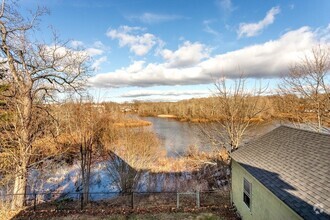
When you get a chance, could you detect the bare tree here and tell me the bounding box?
[0,1,89,208]
[57,99,105,205]
[75,102,103,205]
[279,45,330,132]
[204,76,267,152]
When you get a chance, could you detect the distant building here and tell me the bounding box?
[231,126,330,220]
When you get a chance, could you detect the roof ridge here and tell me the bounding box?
[232,126,282,154]
[232,124,330,155]
[279,124,330,137]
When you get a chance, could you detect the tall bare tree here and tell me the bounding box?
[64,100,105,205]
[0,1,89,208]
[204,76,267,152]
[279,45,330,132]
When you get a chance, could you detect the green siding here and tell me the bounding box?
[231,160,302,220]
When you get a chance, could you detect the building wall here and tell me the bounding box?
[231,160,302,220]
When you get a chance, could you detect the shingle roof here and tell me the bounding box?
[231,125,330,220]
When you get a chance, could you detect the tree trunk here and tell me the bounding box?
[81,139,92,205]
[11,162,28,209]
[317,102,322,132]
[11,92,32,209]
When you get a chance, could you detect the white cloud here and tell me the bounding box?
[70,40,107,57]
[128,13,184,24]
[316,24,330,43]
[160,41,210,68]
[203,20,221,37]
[216,0,234,12]
[89,25,330,88]
[93,40,105,48]
[238,6,281,38]
[126,60,146,73]
[92,56,107,71]
[107,25,160,56]
[89,61,203,87]
[121,89,210,98]
[86,47,104,56]
[202,26,318,77]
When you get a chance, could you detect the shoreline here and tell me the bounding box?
[157,114,178,118]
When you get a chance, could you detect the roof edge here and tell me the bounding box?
[278,124,330,136]
[231,124,330,161]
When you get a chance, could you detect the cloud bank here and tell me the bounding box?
[89,26,329,88]
[121,89,210,98]
[160,41,210,68]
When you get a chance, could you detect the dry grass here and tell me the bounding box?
[154,157,193,172]
[157,114,178,118]
[113,119,151,128]
[150,146,229,173]
[0,210,19,220]
[189,118,210,123]
[0,203,21,220]
[47,212,226,220]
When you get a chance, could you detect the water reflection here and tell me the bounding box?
[140,116,278,157]
[141,117,213,157]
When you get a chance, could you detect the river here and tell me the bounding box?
[140,116,278,157]
[141,117,213,157]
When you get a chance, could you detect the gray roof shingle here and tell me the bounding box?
[231,125,330,220]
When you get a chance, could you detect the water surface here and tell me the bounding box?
[142,117,213,157]
[141,116,278,157]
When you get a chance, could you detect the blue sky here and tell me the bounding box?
[22,0,330,102]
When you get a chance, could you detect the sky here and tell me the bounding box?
[21,0,330,102]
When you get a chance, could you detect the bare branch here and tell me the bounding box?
[278,45,330,132]
[0,1,90,209]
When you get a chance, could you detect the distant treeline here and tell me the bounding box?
[114,94,330,126]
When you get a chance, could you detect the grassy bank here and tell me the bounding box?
[157,114,178,119]
[113,119,152,127]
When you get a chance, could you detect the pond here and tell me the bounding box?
[141,117,213,157]
[140,116,278,157]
